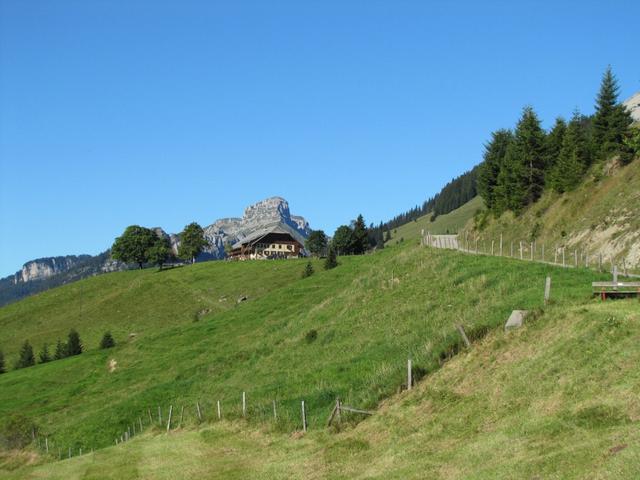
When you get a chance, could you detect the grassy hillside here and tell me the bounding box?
[4,287,639,479]
[387,196,483,245]
[0,240,615,476]
[0,260,308,362]
[465,158,640,273]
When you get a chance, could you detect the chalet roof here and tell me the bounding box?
[231,222,307,249]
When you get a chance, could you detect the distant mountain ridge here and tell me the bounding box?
[0,196,311,306]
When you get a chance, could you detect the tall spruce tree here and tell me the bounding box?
[15,340,35,369]
[0,350,6,374]
[494,141,527,213]
[592,66,633,161]
[350,215,369,255]
[549,111,591,192]
[66,329,83,356]
[478,129,513,211]
[544,117,567,175]
[493,106,546,213]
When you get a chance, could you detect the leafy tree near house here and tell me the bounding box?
[0,350,6,374]
[111,225,158,269]
[305,230,328,257]
[100,332,116,349]
[147,236,172,270]
[324,246,338,270]
[38,344,51,364]
[178,222,209,264]
[15,340,35,369]
[54,339,67,360]
[66,329,83,356]
[332,225,353,255]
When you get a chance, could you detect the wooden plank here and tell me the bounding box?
[339,405,374,415]
[544,276,551,305]
[326,401,339,427]
[166,405,173,432]
[407,358,412,390]
[456,324,471,348]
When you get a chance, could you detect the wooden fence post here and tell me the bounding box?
[139,417,143,432]
[613,265,618,284]
[301,401,307,432]
[499,234,503,256]
[166,405,173,432]
[147,408,153,425]
[45,437,49,454]
[491,240,494,256]
[158,406,162,425]
[520,241,523,260]
[574,250,578,267]
[242,392,246,417]
[196,401,202,422]
[544,276,551,305]
[273,400,277,421]
[217,400,221,420]
[407,358,412,390]
[530,242,534,261]
[562,248,565,267]
[456,324,471,348]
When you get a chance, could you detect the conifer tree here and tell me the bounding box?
[478,129,513,211]
[100,332,116,349]
[54,339,67,360]
[324,246,338,270]
[15,340,35,369]
[494,142,527,213]
[549,111,591,192]
[515,106,547,206]
[66,329,83,356]
[0,350,6,374]
[350,215,369,255]
[592,66,633,161]
[544,117,567,174]
[38,344,51,364]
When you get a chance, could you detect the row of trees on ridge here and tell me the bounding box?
[111,222,209,269]
[0,330,116,373]
[478,67,639,215]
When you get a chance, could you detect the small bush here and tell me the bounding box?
[100,332,116,349]
[324,247,338,270]
[301,261,314,278]
[304,329,318,344]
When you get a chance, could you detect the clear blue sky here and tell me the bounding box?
[0,0,638,277]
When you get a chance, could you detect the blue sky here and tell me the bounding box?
[0,0,638,277]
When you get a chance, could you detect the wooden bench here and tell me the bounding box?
[592,281,640,299]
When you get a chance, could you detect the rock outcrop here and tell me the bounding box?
[623,92,640,122]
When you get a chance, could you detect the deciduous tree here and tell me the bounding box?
[111,225,158,269]
[178,222,209,264]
